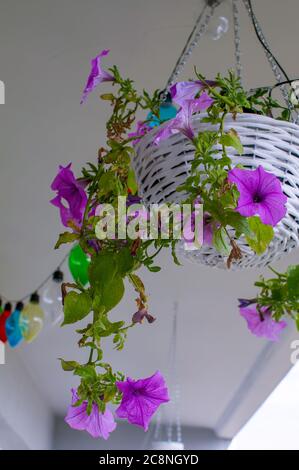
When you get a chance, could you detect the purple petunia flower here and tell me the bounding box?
[132,308,156,324]
[228,165,287,226]
[65,388,116,439]
[50,163,88,228]
[116,371,170,431]
[128,121,151,145]
[170,80,216,107]
[240,305,287,341]
[81,50,114,104]
[180,211,215,247]
[154,93,213,145]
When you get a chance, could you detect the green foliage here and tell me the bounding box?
[245,217,274,255]
[253,265,299,327]
[63,291,92,325]
[55,65,294,411]
[55,232,80,249]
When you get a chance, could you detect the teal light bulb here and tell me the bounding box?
[6,302,24,348]
[147,103,177,128]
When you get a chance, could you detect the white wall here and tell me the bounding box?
[0,349,53,449]
[53,417,230,450]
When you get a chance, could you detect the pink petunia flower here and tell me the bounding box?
[81,50,114,104]
[240,305,287,341]
[65,388,116,439]
[170,80,216,107]
[154,93,213,145]
[116,371,170,431]
[50,163,88,228]
[228,165,287,226]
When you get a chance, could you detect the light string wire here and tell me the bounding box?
[0,252,69,305]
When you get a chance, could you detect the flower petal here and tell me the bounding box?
[81,50,114,104]
[240,306,287,341]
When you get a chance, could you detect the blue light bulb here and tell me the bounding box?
[147,102,177,128]
[5,302,24,348]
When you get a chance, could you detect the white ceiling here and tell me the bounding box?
[0,0,299,437]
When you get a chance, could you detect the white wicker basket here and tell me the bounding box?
[132,113,299,269]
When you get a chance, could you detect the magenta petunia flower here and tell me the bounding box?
[170,80,216,107]
[240,305,287,341]
[81,50,114,104]
[116,371,170,431]
[154,93,213,145]
[50,163,88,228]
[65,388,116,439]
[228,165,287,226]
[128,121,151,145]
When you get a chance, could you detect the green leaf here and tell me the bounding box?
[213,227,231,255]
[93,317,125,338]
[127,168,138,195]
[55,232,79,249]
[74,365,97,380]
[287,265,299,300]
[89,253,117,289]
[117,248,135,277]
[101,276,125,312]
[59,359,80,371]
[245,216,274,255]
[224,212,252,237]
[63,291,92,325]
[220,129,243,155]
[99,171,117,194]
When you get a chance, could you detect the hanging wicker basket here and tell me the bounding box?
[132,113,299,269]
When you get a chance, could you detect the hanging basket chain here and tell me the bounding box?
[232,0,242,84]
[163,1,219,94]
[242,0,295,118]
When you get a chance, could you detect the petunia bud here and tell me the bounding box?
[132,308,156,324]
[238,298,257,308]
[100,93,114,101]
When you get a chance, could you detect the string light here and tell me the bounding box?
[20,293,44,343]
[41,269,64,326]
[6,301,24,348]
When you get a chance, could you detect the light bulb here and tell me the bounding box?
[42,269,64,326]
[6,302,24,348]
[147,94,177,128]
[0,302,12,343]
[20,293,44,343]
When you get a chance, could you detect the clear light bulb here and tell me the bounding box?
[42,270,64,326]
[20,293,44,343]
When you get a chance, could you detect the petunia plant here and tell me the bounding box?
[51,50,299,439]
